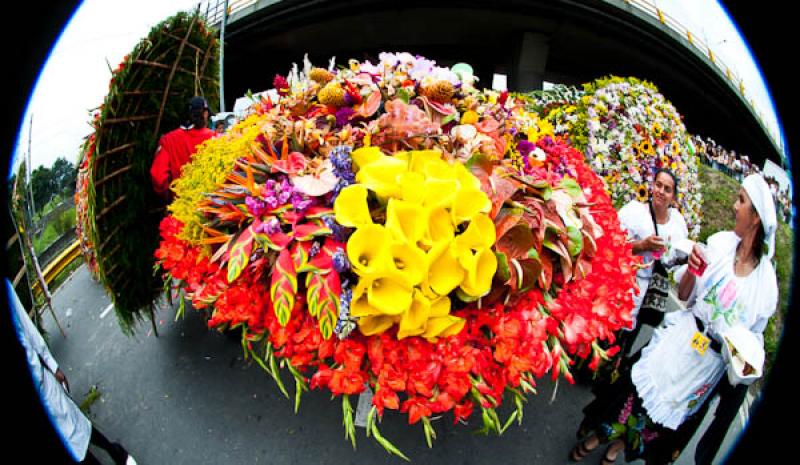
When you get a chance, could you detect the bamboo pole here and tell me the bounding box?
[153,17,197,139]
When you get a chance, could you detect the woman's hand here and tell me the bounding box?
[687,244,706,272]
[55,368,70,393]
[633,235,666,254]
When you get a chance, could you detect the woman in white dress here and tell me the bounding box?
[570,174,778,464]
[616,168,688,354]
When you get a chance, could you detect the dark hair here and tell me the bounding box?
[653,168,679,198]
[750,204,766,260]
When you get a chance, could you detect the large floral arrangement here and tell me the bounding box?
[156,53,638,457]
[75,130,99,279]
[77,11,219,334]
[530,77,702,237]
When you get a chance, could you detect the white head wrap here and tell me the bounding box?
[742,174,777,260]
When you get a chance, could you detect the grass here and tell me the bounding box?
[32,206,76,255]
[697,164,794,373]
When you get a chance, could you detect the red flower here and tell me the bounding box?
[401,397,432,425]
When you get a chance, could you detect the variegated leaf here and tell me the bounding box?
[270,248,297,326]
[227,226,255,283]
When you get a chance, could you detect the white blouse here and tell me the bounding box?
[617,200,689,318]
[631,231,778,429]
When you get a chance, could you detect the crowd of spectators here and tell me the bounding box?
[691,135,793,223]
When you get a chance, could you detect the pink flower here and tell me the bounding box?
[718,280,737,309]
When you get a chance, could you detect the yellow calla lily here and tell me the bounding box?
[421,178,458,209]
[397,291,431,339]
[407,150,443,174]
[458,247,498,297]
[334,184,373,227]
[452,163,481,190]
[420,157,456,181]
[389,242,428,286]
[422,315,466,342]
[367,273,413,315]
[397,171,426,204]
[347,224,393,275]
[350,279,381,317]
[428,295,451,318]
[385,198,425,244]
[355,155,407,199]
[451,188,492,224]
[454,214,496,251]
[427,242,465,296]
[350,146,383,169]
[424,207,455,248]
[358,314,399,336]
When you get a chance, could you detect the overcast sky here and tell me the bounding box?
[9,0,785,175]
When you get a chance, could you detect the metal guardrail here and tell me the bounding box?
[202,0,256,25]
[31,239,81,297]
[622,0,779,153]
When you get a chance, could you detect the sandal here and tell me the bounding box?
[569,438,596,462]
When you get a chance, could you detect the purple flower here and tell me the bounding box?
[265,217,281,234]
[332,247,350,273]
[323,215,351,242]
[245,196,266,216]
[517,139,535,158]
[335,107,355,128]
[291,191,313,213]
[309,241,321,258]
[330,146,354,179]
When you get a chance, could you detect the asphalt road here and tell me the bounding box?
[35,264,744,464]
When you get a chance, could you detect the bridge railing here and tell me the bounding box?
[201,0,256,26]
[622,0,775,148]
[194,0,779,153]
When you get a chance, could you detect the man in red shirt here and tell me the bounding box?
[150,96,215,201]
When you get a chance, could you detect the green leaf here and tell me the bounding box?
[494,251,510,282]
[500,411,518,435]
[566,225,583,256]
[371,422,410,461]
[441,112,458,125]
[396,87,410,104]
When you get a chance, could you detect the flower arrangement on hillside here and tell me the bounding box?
[155,53,638,458]
[527,77,702,237]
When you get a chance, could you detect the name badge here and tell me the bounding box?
[691,331,711,356]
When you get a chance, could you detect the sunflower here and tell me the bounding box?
[671,139,681,156]
[636,183,649,202]
[638,140,655,156]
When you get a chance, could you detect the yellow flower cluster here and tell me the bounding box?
[170,112,266,247]
[334,147,497,341]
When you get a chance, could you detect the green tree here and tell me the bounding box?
[30,165,56,211]
[51,157,76,195]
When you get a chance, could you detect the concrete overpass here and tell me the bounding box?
[209,0,785,168]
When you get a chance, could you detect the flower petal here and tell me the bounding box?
[351,146,383,169]
[346,224,392,275]
[458,247,498,297]
[451,188,492,224]
[355,156,407,199]
[385,198,425,244]
[422,315,466,341]
[427,242,465,296]
[367,274,413,315]
[357,314,399,336]
[334,184,373,227]
[397,292,431,339]
[390,241,428,286]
